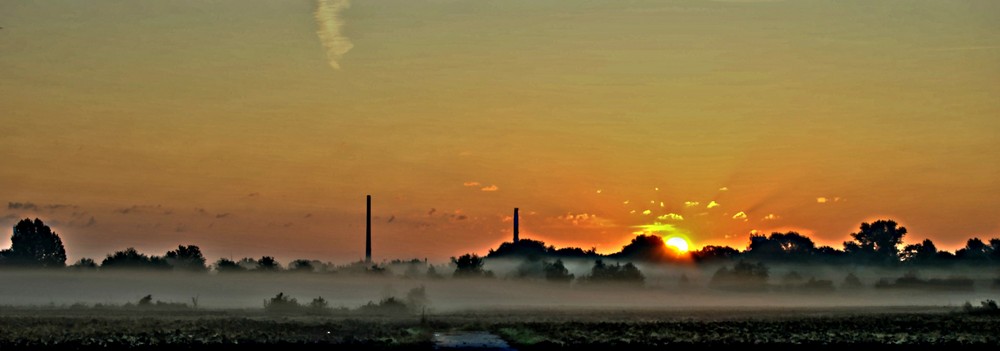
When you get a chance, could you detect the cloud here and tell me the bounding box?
[304,213,313,218]
[195,208,208,215]
[8,202,78,211]
[762,213,780,221]
[463,182,481,187]
[552,213,614,228]
[8,202,38,210]
[480,185,499,192]
[596,189,602,194]
[657,213,684,221]
[623,200,630,204]
[816,197,845,204]
[116,204,169,215]
[684,201,700,207]
[642,210,652,215]
[732,211,748,221]
[215,213,231,219]
[707,201,721,209]
[659,202,665,208]
[719,187,729,191]
[314,0,354,70]
[387,215,395,223]
[248,192,260,197]
[632,222,686,236]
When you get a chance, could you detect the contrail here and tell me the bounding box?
[314,0,353,70]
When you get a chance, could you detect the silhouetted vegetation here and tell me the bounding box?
[874,271,974,291]
[582,259,644,285]
[710,261,769,292]
[844,220,907,264]
[0,218,66,268]
[487,239,599,260]
[5,217,1000,286]
[963,299,1000,315]
[451,253,493,278]
[543,259,574,283]
[164,245,207,272]
[101,248,170,270]
[69,258,97,270]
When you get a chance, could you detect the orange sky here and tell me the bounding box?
[1,0,999,264]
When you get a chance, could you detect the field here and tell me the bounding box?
[1,307,998,349]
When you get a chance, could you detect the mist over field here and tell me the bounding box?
[1,261,995,311]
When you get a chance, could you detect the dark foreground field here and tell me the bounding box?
[0,307,998,350]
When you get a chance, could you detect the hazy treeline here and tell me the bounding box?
[2,218,1000,289]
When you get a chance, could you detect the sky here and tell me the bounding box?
[1,0,998,264]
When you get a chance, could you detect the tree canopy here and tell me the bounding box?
[0,218,67,268]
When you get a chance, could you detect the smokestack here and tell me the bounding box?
[513,207,519,243]
[366,195,371,263]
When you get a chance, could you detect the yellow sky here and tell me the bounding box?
[1,0,998,263]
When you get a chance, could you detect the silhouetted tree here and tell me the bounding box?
[585,259,644,285]
[843,220,907,264]
[487,239,549,259]
[842,272,863,289]
[289,259,315,273]
[452,253,491,278]
[901,239,939,264]
[610,235,672,262]
[956,238,992,262]
[213,258,245,273]
[426,264,443,279]
[709,261,769,291]
[70,258,98,270]
[101,248,170,270]
[746,232,815,261]
[0,218,67,268]
[691,245,740,262]
[257,256,281,271]
[543,259,574,283]
[164,245,207,272]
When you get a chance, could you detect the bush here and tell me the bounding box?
[963,299,1000,315]
[264,292,301,314]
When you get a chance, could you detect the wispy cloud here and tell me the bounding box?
[657,213,684,221]
[732,211,748,221]
[552,213,614,228]
[463,181,481,187]
[215,213,231,219]
[480,185,499,192]
[8,202,78,211]
[684,201,700,207]
[116,204,170,215]
[816,197,845,204]
[762,213,780,221]
[315,0,354,70]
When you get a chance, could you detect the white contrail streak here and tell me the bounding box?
[315,0,353,70]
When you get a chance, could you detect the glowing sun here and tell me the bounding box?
[665,237,690,252]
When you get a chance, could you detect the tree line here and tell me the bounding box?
[3,218,999,275]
